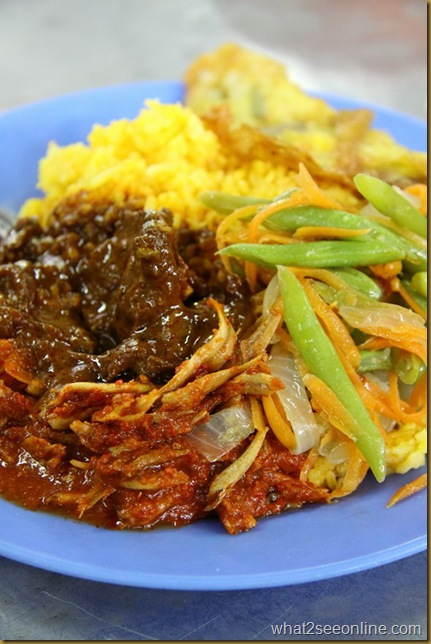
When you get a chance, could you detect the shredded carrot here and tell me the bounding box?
[387,473,427,507]
[405,183,428,215]
[215,203,259,275]
[246,192,309,290]
[347,350,425,426]
[358,327,427,366]
[290,266,351,292]
[386,370,427,424]
[329,442,368,499]
[215,203,259,266]
[339,353,398,425]
[293,225,371,239]
[216,203,258,246]
[295,163,344,210]
[303,373,357,442]
[258,232,297,245]
[247,192,306,243]
[397,281,427,321]
[408,370,428,408]
[303,280,361,369]
[262,394,296,449]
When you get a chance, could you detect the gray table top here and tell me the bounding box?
[0,0,427,640]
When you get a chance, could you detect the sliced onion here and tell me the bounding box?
[261,274,282,345]
[339,299,425,330]
[268,343,321,454]
[186,402,254,462]
[362,370,396,433]
[318,439,350,465]
[262,274,280,317]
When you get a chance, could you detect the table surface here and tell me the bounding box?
[0,0,427,640]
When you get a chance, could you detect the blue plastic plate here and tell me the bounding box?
[0,82,427,590]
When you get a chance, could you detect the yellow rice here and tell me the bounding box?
[21,99,300,228]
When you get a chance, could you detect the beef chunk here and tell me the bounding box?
[0,197,248,388]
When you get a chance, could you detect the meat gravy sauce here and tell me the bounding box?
[0,196,251,389]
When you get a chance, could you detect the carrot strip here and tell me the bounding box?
[397,282,427,321]
[303,280,361,369]
[216,204,258,244]
[329,442,368,499]
[404,184,427,215]
[358,328,427,366]
[387,473,427,507]
[293,226,371,239]
[409,370,428,408]
[295,163,344,210]
[246,192,309,290]
[303,373,357,442]
[386,370,427,424]
[290,267,352,291]
[340,354,399,424]
[247,192,308,243]
[257,232,297,245]
[262,394,296,449]
[215,203,259,274]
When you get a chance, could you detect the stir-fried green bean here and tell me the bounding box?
[200,191,270,214]
[277,266,386,482]
[354,173,427,239]
[410,271,427,298]
[358,349,392,373]
[401,278,428,312]
[264,205,371,233]
[391,349,425,386]
[331,268,383,300]
[310,268,382,305]
[265,205,426,273]
[309,281,338,304]
[358,348,424,385]
[219,240,405,269]
[207,195,426,272]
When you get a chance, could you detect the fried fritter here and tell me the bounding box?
[184,43,426,186]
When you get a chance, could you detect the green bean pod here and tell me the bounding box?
[265,205,427,273]
[265,205,371,233]
[400,278,427,313]
[391,349,425,386]
[410,271,427,298]
[331,268,383,300]
[358,349,393,373]
[354,173,427,239]
[200,191,270,215]
[277,266,386,482]
[219,240,405,269]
